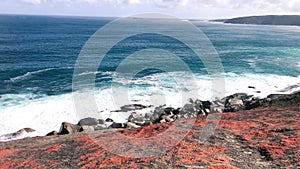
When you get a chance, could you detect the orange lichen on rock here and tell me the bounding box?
[0,149,16,158]
[0,103,298,168]
[44,144,64,153]
[0,160,46,169]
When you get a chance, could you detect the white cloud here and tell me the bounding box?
[19,0,300,12]
[287,0,300,11]
[22,0,41,5]
[17,0,300,18]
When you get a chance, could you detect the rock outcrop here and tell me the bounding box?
[0,102,299,168]
[1,91,299,168]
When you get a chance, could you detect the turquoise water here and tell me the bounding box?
[1,16,299,96]
[0,14,299,135]
[0,15,299,112]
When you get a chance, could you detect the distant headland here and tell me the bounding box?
[211,15,300,26]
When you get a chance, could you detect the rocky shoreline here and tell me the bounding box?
[0,91,299,168]
[47,90,300,136]
[5,90,298,140]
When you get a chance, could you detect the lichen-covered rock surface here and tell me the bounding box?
[0,102,299,168]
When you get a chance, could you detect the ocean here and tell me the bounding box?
[0,15,299,137]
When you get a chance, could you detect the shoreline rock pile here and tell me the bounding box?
[45,90,300,137]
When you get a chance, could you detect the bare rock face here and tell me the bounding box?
[58,122,82,135]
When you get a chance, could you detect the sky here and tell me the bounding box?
[0,0,300,19]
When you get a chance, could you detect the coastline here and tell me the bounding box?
[0,91,299,168]
[1,89,299,142]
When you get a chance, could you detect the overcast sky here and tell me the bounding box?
[1,0,300,19]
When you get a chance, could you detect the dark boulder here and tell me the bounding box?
[244,98,262,110]
[223,93,248,112]
[266,91,300,107]
[58,122,82,135]
[77,117,99,126]
[119,104,151,112]
[211,100,225,112]
[144,113,152,119]
[128,112,144,125]
[109,122,126,129]
[105,118,114,122]
[164,107,174,115]
[172,108,180,115]
[46,131,58,136]
[98,119,105,124]
[202,101,212,109]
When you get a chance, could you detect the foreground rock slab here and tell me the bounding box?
[0,104,299,168]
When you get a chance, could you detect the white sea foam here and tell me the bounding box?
[9,68,55,82]
[0,73,299,141]
[78,71,102,76]
[8,67,73,82]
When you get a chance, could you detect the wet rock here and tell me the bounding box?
[210,100,225,112]
[78,117,99,126]
[58,122,82,135]
[46,131,58,136]
[150,107,165,123]
[98,119,105,124]
[109,122,126,129]
[179,103,198,117]
[202,101,212,109]
[228,98,244,111]
[181,103,196,113]
[266,91,300,107]
[0,128,36,141]
[223,93,248,112]
[267,94,285,99]
[144,113,152,119]
[142,120,152,126]
[128,112,144,125]
[105,118,114,122]
[244,97,262,110]
[118,104,151,112]
[248,86,256,89]
[188,98,194,103]
[164,107,174,115]
[172,108,180,115]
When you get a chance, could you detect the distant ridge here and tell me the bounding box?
[211,15,300,26]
